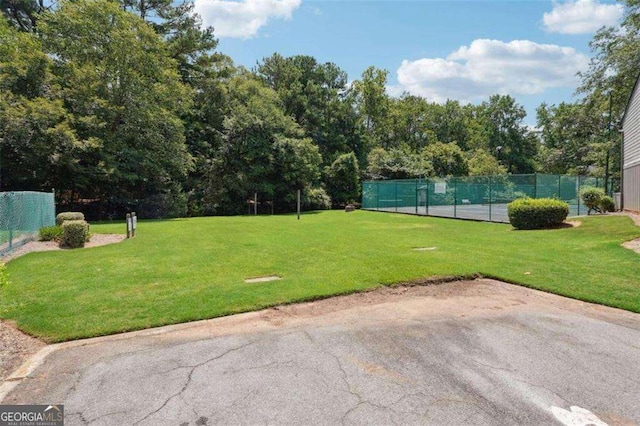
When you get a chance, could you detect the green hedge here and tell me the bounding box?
[61,220,89,248]
[56,212,85,226]
[507,198,569,230]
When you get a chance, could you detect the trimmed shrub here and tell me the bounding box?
[61,220,89,248]
[56,212,85,226]
[580,187,604,214]
[600,195,615,212]
[39,225,63,241]
[507,198,569,230]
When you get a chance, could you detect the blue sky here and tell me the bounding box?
[193,0,624,125]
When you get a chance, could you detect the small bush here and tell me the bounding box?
[580,187,604,214]
[39,225,63,241]
[507,198,569,230]
[61,220,89,248]
[600,195,615,212]
[56,212,85,226]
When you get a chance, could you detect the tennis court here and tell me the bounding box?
[363,174,607,223]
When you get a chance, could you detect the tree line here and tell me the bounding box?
[0,0,635,218]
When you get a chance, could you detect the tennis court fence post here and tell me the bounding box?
[7,193,13,250]
[453,179,457,219]
[488,175,492,222]
[395,181,398,212]
[426,179,430,216]
[415,179,418,215]
[577,177,581,215]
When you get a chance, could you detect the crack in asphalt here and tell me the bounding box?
[131,339,257,425]
[67,411,89,426]
[299,330,412,425]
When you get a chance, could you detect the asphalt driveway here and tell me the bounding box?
[2,279,639,425]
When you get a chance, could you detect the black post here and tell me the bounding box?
[605,91,613,194]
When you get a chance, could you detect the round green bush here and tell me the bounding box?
[61,220,89,248]
[600,195,615,212]
[579,187,604,214]
[507,198,569,230]
[56,211,85,226]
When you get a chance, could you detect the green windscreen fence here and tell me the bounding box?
[362,174,609,223]
[0,191,56,256]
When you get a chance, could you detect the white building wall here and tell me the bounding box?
[622,78,640,212]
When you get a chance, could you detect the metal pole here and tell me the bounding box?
[395,181,398,213]
[376,181,380,211]
[7,193,13,250]
[453,179,457,218]
[254,192,257,215]
[577,177,581,216]
[489,176,492,222]
[415,179,418,215]
[605,91,613,194]
[426,179,430,216]
[297,189,301,220]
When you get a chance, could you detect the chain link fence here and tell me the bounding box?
[0,191,56,256]
[362,174,612,223]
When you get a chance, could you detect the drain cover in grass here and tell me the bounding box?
[412,247,437,251]
[244,275,282,283]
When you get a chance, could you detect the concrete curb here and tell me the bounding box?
[0,345,59,403]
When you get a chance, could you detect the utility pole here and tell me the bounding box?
[605,91,613,194]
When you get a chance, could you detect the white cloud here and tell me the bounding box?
[393,39,589,103]
[543,0,623,34]
[194,0,301,39]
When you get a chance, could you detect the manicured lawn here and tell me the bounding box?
[1,211,639,342]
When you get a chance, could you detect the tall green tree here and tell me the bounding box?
[422,142,469,177]
[256,54,362,167]
[0,17,88,193]
[325,152,360,206]
[479,95,537,174]
[352,66,391,149]
[0,0,45,31]
[204,74,322,214]
[536,102,605,175]
[39,0,192,217]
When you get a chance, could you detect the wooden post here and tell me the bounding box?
[126,213,132,238]
[254,193,257,215]
[297,189,301,220]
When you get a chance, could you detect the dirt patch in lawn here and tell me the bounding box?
[623,239,640,254]
[0,234,126,264]
[0,320,45,383]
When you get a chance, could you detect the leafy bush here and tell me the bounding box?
[39,225,63,241]
[61,220,89,248]
[303,188,332,210]
[56,212,85,226]
[507,198,569,230]
[326,152,360,207]
[580,187,604,214]
[600,195,615,212]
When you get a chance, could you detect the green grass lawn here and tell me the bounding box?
[1,210,639,342]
